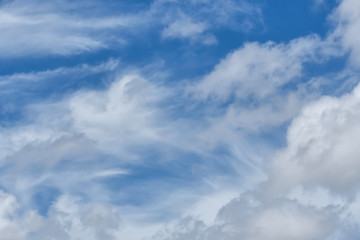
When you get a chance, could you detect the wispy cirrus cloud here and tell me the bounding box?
[0,0,263,58]
[0,58,119,87]
[0,0,144,57]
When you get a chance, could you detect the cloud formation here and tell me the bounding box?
[1,0,360,239]
[0,0,263,57]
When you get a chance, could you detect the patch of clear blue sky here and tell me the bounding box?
[32,186,61,216]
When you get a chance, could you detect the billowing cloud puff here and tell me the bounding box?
[268,83,360,195]
[153,193,335,240]
[331,0,360,66]
[0,190,124,240]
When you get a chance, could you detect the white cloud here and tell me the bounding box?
[2,1,360,239]
[0,59,119,86]
[69,74,168,158]
[191,34,331,101]
[331,0,360,66]
[0,11,103,57]
[162,16,217,45]
[0,0,263,56]
[153,193,335,240]
[136,2,360,238]
[0,190,41,240]
[92,169,129,178]
[0,72,169,162]
[185,33,342,154]
[162,17,208,39]
[46,196,123,240]
[0,72,171,217]
[184,190,239,225]
[0,190,127,240]
[266,82,360,195]
[154,0,263,44]
[0,0,139,57]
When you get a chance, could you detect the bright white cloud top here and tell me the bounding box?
[0,0,360,239]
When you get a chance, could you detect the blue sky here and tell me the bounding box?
[1,0,360,239]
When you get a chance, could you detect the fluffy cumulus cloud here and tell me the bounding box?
[0,191,124,240]
[2,0,360,239]
[331,0,360,66]
[153,193,335,240]
[268,83,360,195]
